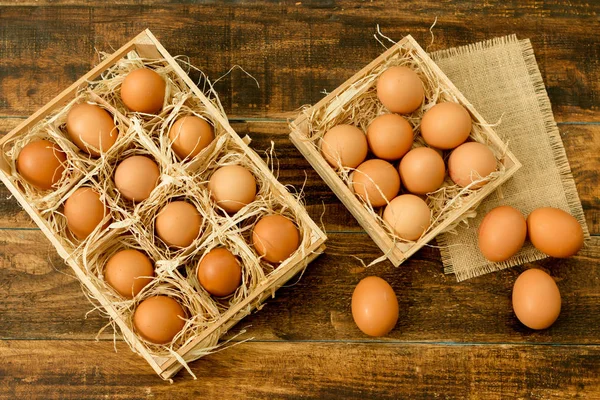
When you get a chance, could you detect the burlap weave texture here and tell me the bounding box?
[431,35,590,281]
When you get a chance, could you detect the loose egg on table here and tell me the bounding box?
[114,155,161,202]
[448,142,497,188]
[478,206,527,262]
[352,276,399,337]
[252,214,300,264]
[421,102,472,150]
[527,207,584,258]
[320,124,368,169]
[16,140,67,190]
[366,113,414,161]
[512,268,561,330]
[104,249,155,299]
[66,103,118,156]
[169,115,215,160]
[133,296,186,344]
[155,201,202,248]
[120,68,166,114]
[64,187,111,240]
[376,66,424,114]
[197,247,242,297]
[383,194,431,241]
[398,147,445,195]
[352,159,400,208]
[208,165,257,214]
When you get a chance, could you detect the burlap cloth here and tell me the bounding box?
[429,35,590,281]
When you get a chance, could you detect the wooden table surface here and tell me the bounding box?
[1,1,599,398]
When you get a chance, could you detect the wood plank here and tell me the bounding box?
[1,340,599,398]
[1,230,598,344]
[0,119,597,233]
[562,124,600,234]
[0,2,598,121]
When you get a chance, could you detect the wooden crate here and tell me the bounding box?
[290,35,520,267]
[0,29,327,379]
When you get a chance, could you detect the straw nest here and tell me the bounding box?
[5,48,318,378]
[291,39,508,247]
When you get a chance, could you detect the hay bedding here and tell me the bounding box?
[2,49,315,374]
[293,39,508,248]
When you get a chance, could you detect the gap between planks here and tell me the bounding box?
[1,114,600,124]
[1,337,599,347]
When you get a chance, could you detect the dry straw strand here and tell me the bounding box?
[4,43,324,378]
[291,38,509,257]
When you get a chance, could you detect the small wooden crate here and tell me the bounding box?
[0,29,326,379]
[290,35,520,267]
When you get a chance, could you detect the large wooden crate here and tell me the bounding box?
[0,29,327,379]
[290,35,520,267]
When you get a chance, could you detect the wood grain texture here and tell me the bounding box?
[0,0,599,396]
[0,1,598,120]
[1,340,599,399]
[1,229,598,345]
[0,119,598,234]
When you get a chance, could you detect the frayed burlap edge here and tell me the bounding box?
[432,35,591,279]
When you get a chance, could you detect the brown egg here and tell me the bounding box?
[512,269,561,330]
[169,115,215,160]
[376,66,424,114]
[421,102,472,149]
[120,68,166,114]
[448,142,497,188]
[197,247,242,297]
[133,296,186,344]
[383,195,431,241]
[16,140,66,190]
[398,147,445,195]
[478,206,527,262]
[64,187,111,240]
[320,124,368,169]
[66,103,118,156]
[527,207,584,258]
[352,276,398,337]
[352,159,400,208]
[208,165,257,214]
[114,156,160,202]
[252,215,300,263]
[104,249,154,299]
[156,201,202,248]
[366,114,413,161]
